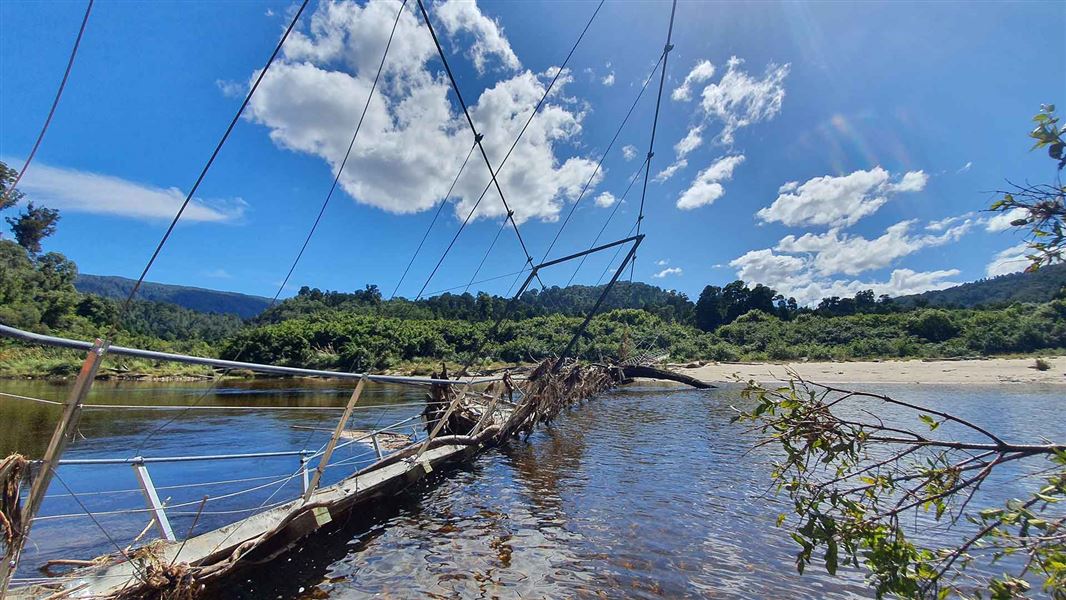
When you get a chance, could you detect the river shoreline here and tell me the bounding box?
[675,356,1066,386]
[3,356,1064,385]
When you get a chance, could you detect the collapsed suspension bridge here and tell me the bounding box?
[0,0,702,597]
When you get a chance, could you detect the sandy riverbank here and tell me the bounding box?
[673,356,1066,386]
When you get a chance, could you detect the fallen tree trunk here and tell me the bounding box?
[618,364,713,389]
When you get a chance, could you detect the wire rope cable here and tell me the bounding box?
[538,50,666,263]
[131,0,406,454]
[390,140,478,299]
[114,0,311,330]
[1,0,93,207]
[411,0,604,299]
[630,0,677,282]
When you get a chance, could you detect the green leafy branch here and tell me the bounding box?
[988,104,1066,271]
[734,377,1065,598]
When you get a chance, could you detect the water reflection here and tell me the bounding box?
[2,379,1062,598]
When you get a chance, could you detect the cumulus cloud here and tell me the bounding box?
[698,56,789,144]
[756,167,927,228]
[655,259,669,266]
[245,0,598,224]
[888,170,929,193]
[653,266,683,278]
[674,125,703,159]
[986,243,1030,277]
[654,159,687,182]
[984,207,1028,232]
[776,219,972,276]
[729,215,973,305]
[676,154,745,210]
[434,0,520,74]
[594,191,616,208]
[671,59,715,102]
[601,72,615,86]
[729,249,806,287]
[16,161,245,223]
[730,246,961,305]
[621,144,638,161]
[653,125,705,183]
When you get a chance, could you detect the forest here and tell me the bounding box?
[2,235,1065,377]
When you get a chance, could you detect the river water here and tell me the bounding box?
[1,379,1063,598]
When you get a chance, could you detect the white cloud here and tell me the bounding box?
[776,219,972,276]
[676,154,745,210]
[674,125,703,158]
[654,159,687,182]
[246,0,598,224]
[984,207,1028,232]
[654,125,705,182]
[986,243,1030,277]
[653,267,683,278]
[730,215,974,305]
[956,161,972,174]
[757,167,927,228]
[434,0,520,75]
[265,7,275,17]
[594,191,616,208]
[655,259,669,266]
[15,161,245,223]
[621,145,638,161]
[925,213,973,232]
[887,170,928,193]
[730,249,807,287]
[671,59,715,102]
[601,72,615,86]
[698,56,789,144]
[215,79,245,99]
[729,246,961,305]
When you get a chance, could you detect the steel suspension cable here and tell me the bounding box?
[273,0,407,307]
[538,49,666,263]
[113,0,310,332]
[630,0,677,282]
[1,0,93,208]
[566,155,650,287]
[390,139,478,300]
[412,0,604,299]
[132,0,406,454]
[462,216,509,294]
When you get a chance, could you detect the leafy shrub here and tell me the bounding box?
[907,310,960,342]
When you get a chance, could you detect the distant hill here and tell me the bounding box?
[897,262,1066,308]
[75,275,273,318]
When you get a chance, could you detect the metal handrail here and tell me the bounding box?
[0,324,500,386]
[56,449,315,466]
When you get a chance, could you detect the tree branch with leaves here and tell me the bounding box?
[989,104,1066,270]
[734,378,1065,598]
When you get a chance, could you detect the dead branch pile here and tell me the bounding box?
[1,454,28,561]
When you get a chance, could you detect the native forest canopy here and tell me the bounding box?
[1,229,1065,375]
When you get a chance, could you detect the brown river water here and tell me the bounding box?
[1,379,1062,598]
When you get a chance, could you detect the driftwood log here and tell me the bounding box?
[617,364,712,389]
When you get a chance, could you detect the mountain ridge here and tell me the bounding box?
[76,262,1066,321]
[75,274,273,319]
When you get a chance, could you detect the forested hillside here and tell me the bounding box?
[4,235,1066,378]
[897,262,1066,307]
[75,274,272,318]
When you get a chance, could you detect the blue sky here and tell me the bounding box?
[1,0,1062,304]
